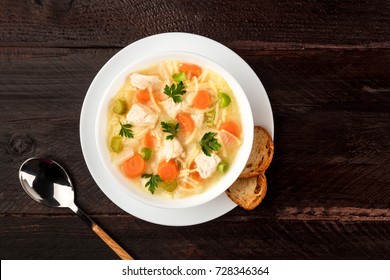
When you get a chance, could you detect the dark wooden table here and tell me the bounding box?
[1,0,389,260]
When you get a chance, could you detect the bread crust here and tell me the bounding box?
[226,126,273,210]
[239,126,274,178]
[226,174,267,210]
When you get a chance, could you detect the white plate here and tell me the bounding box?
[80,32,274,226]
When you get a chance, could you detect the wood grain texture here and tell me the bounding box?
[91,223,133,260]
[0,0,389,48]
[1,48,389,214]
[1,215,389,259]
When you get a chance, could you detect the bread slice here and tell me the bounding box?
[226,174,267,210]
[239,126,274,178]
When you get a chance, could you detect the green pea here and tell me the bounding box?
[217,162,229,174]
[218,93,231,108]
[140,147,152,160]
[110,136,123,153]
[113,99,128,114]
[172,71,187,83]
[159,180,178,192]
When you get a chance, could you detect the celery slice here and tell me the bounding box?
[110,136,123,153]
[113,99,128,114]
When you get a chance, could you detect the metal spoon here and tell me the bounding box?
[19,157,133,260]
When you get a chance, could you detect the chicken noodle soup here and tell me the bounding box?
[107,60,242,198]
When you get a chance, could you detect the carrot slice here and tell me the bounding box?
[189,162,202,181]
[135,89,150,104]
[219,121,241,137]
[143,131,155,148]
[158,160,179,182]
[219,131,236,146]
[193,90,212,109]
[122,154,146,178]
[179,63,202,77]
[185,162,202,188]
[176,112,195,133]
[154,91,167,102]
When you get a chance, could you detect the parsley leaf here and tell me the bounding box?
[164,81,186,103]
[141,173,162,194]
[161,122,179,140]
[119,121,134,139]
[200,132,221,156]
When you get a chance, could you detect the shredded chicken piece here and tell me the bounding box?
[126,103,158,127]
[194,152,221,179]
[160,98,182,119]
[160,138,185,161]
[130,73,160,90]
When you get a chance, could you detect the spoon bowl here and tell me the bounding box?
[19,158,76,209]
[19,157,133,260]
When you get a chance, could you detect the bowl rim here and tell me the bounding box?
[95,50,254,209]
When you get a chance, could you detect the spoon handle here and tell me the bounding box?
[75,207,133,260]
[91,223,134,260]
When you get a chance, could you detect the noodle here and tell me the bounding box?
[106,59,242,199]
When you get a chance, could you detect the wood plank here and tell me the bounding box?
[1,48,389,216]
[0,48,120,214]
[0,0,389,48]
[1,215,389,259]
[251,50,390,211]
